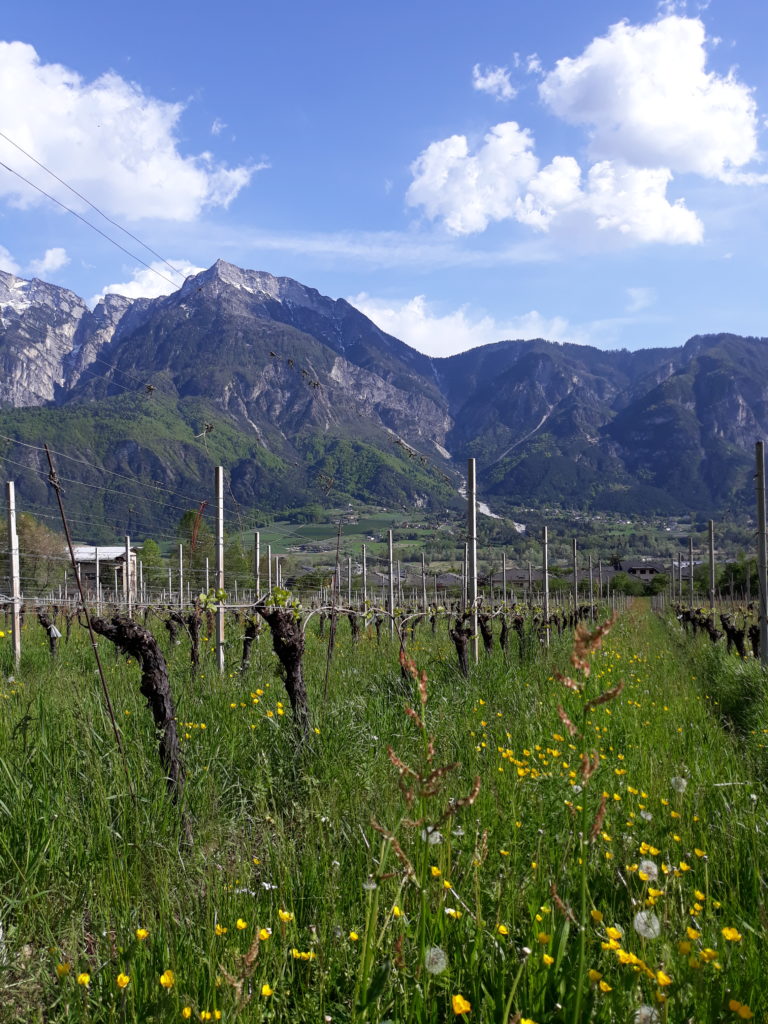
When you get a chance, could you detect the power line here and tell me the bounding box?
[0,129,186,282]
[0,156,180,292]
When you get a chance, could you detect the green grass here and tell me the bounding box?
[0,600,766,1022]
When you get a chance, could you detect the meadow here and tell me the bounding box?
[0,598,766,1023]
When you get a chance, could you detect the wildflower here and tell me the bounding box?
[694,848,707,858]
[261,983,274,997]
[430,866,441,877]
[182,1010,193,1020]
[236,919,247,930]
[686,926,700,939]
[599,980,612,992]
[135,928,149,941]
[56,963,71,978]
[160,970,175,989]
[633,910,661,939]
[543,953,554,966]
[537,931,551,944]
[452,993,471,1015]
[497,924,509,936]
[392,905,403,918]
[590,909,603,923]
[639,860,659,881]
[588,969,603,983]
[729,1000,754,1019]
[670,777,687,793]
[349,931,359,941]
[656,970,672,986]
[76,972,90,987]
[722,927,742,942]
[278,910,294,923]
[116,973,131,989]
[605,926,623,940]
[633,1008,660,1024]
[259,928,272,940]
[425,946,448,974]
[215,924,227,936]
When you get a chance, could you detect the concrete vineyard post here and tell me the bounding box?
[708,520,715,611]
[467,458,478,666]
[6,481,21,666]
[388,529,395,639]
[756,441,768,665]
[215,466,225,674]
[542,525,550,648]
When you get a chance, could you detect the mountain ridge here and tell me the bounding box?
[1,260,766,534]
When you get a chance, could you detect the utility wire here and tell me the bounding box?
[0,157,180,292]
[0,129,186,282]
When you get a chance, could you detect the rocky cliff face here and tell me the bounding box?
[0,271,90,405]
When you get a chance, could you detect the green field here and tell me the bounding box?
[0,599,766,1022]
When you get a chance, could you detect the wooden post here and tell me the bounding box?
[388,529,395,638]
[421,552,427,611]
[125,534,132,615]
[215,466,225,674]
[572,538,578,608]
[598,559,603,601]
[689,537,694,605]
[756,441,768,664]
[5,481,21,667]
[178,543,183,610]
[542,525,550,647]
[362,543,367,604]
[347,556,352,605]
[502,551,507,607]
[255,531,261,595]
[467,458,478,665]
[708,519,715,611]
[267,544,272,593]
[588,554,594,618]
[95,545,101,613]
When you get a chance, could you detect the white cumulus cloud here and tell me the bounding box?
[28,246,69,278]
[0,245,20,274]
[407,124,702,244]
[539,16,759,180]
[349,292,573,357]
[471,64,516,101]
[407,122,539,234]
[0,41,259,222]
[91,259,203,306]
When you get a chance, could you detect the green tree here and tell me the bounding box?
[138,538,166,589]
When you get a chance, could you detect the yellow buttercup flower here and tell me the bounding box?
[215,924,227,936]
[116,973,131,989]
[497,924,509,936]
[722,927,742,942]
[236,918,247,930]
[452,993,471,1015]
[543,953,554,966]
[56,963,71,978]
[278,909,294,923]
[135,928,149,941]
[349,931,359,941]
[159,970,175,989]
[258,927,272,941]
[182,1009,193,1020]
[656,970,672,987]
[261,983,274,997]
[76,972,90,987]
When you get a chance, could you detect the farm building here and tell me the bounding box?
[71,545,138,598]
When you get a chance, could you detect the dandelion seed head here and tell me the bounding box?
[639,858,659,881]
[670,776,688,793]
[421,827,443,845]
[634,1007,660,1024]
[633,910,661,939]
[425,946,448,974]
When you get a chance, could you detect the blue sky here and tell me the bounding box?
[1,0,768,355]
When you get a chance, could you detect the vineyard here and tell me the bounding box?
[1,589,766,1023]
